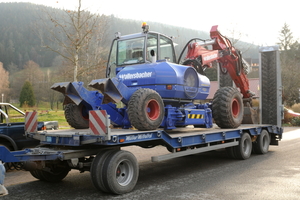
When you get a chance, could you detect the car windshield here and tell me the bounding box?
[117,37,145,65]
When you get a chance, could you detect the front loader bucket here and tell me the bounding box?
[89,78,131,104]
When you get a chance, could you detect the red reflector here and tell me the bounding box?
[166,85,172,90]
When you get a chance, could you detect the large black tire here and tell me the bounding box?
[225,147,236,159]
[101,150,139,194]
[29,165,70,182]
[64,104,89,129]
[90,149,119,193]
[234,132,252,160]
[29,169,46,181]
[212,87,244,128]
[128,88,164,131]
[253,129,270,154]
[219,64,233,88]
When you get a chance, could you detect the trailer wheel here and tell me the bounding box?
[64,103,89,129]
[212,87,244,128]
[253,130,270,154]
[102,150,139,194]
[225,147,236,159]
[29,170,46,181]
[90,149,119,193]
[234,132,252,160]
[29,166,70,182]
[128,88,164,131]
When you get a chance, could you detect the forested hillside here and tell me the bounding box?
[0,3,56,70]
[0,2,259,106]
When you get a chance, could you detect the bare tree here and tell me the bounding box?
[224,23,254,53]
[37,0,107,82]
[0,62,9,102]
[9,60,44,104]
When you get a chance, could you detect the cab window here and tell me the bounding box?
[117,37,145,65]
[146,34,158,62]
[159,35,176,63]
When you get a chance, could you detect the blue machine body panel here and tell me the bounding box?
[116,61,210,100]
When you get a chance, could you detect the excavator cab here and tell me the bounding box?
[106,23,176,78]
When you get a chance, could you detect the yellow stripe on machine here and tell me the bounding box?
[188,114,204,119]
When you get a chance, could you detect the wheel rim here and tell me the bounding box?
[146,99,160,120]
[231,98,240,118]
[115,160,134,186]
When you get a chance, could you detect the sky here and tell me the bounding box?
[1,0,299,46]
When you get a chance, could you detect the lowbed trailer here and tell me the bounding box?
[0,46,283,195]
[0,118,283,194]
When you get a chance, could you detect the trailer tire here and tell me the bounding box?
[90,149,119,193]
[253,130,270,154]
[30,167,70,182]
[128,88,164,131]
[234,132,252,160]
[212,87,244,128]
[225,147,236,159]
[30,170,46,181]
[64,103,89,129]
[102,150,139,194]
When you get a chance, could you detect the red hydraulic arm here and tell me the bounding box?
[184,25,253,99]
[210,25,252,99]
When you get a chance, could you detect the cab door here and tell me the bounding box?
[159,34,176,63]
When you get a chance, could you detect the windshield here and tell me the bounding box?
[117,37,145,65]
[106,32,176,78]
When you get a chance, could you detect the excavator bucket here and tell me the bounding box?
[51,82,102,110]
[51,82,70,94]
[89,78,125,104]
[51,82,84,105]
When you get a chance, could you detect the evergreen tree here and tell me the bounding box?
[278,23,300,106]
[278,23,293,51]
[19,81,36,107]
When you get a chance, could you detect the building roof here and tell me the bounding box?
[207,78,260,99]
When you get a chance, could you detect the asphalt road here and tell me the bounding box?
[2,127,300,200]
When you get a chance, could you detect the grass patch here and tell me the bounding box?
[38,110,69,128]
[10,102,69,128]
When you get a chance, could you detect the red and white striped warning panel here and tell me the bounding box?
[25,112,38,133]
[89,110,111,137]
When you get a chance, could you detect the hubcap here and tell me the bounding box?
[116,160,133,186]
[146,99,160,120]
[231,98,240,118]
